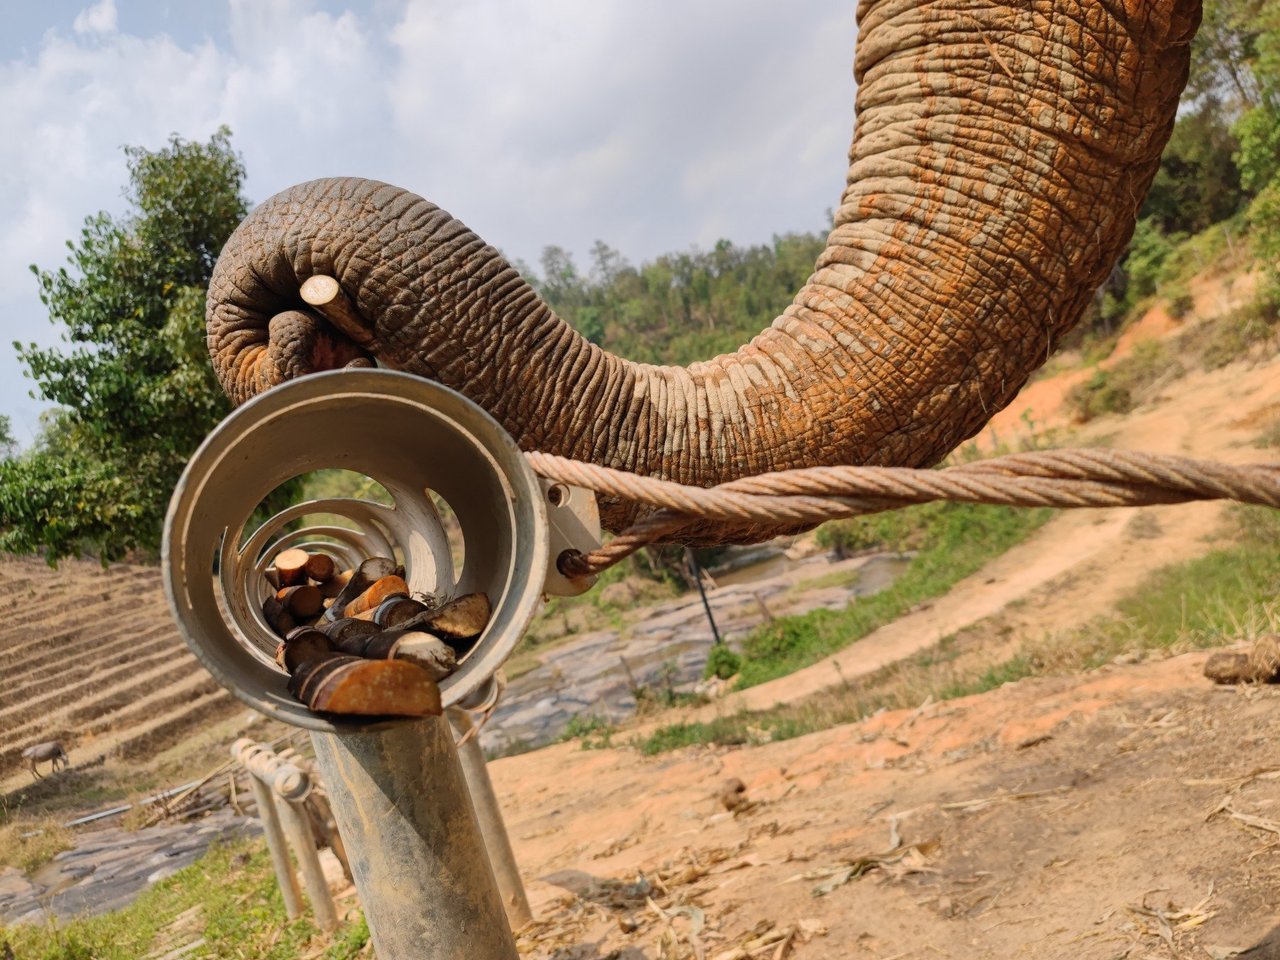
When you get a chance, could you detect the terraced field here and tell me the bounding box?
[0,556,238,786]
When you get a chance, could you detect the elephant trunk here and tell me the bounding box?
[206,0,1199,535]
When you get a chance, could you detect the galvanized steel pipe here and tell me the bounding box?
[311,718,519,959]
[448,707,533,929]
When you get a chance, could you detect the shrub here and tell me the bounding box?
[1196,292,1280,369]
[1066,340,1183,422]
[1166,288,1195,319]
[703,644,742,680]
[559,713,615,750]
[1067,369,1132,421]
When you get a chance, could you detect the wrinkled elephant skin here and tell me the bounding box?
[206,0,1200,539]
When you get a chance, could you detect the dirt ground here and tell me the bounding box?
[499,653,1280,959]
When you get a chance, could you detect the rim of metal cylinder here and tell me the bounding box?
[163,369,549,731]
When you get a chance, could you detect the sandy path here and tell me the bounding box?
[670,356,1280,721]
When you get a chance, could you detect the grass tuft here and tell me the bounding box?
[0,839,369,960]
[1066,340,1184,422]
[0,817,73,874]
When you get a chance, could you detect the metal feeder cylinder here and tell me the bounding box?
[163,369,600,959]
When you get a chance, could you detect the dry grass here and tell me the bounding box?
[0,815,73,874]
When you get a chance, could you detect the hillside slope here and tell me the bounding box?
[0,556,240,795]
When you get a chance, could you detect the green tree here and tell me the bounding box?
[1233,1,1280,274]
[1142,102,1246,233]
[531,230,827,367]
[2,127,248,563]
[0,416,16,461]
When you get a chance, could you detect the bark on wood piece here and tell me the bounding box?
[324,557,398,621]
[392,632,458,681]
[264,568,281,590]
[308,658,442,717]
[320,569,353,599]
[278,584,324,620]
[361,631,402,661]
[304,552,337,584]
[321,617,381,650]
[289,655,362,705]
[281,629,336,674]
[263,596,298,638]
[344,576,410,619]
[300,275,374,346]
[274,549,311,587]
[373,596,428,628]
[403,593,491,641]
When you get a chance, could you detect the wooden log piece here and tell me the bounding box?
[320,569,354,599]
[321,618,382,651]
[404,593,491,642]
[278,584,324,620]
[289,655,362,705]
[308,659,442,717]
[361,631,402,661]
[390,633,458,681]
[305,552,337,583]
[300,275,375,346]
[281,628,336,674]
[274,549,311,587]
[373,596,428,629]
[344,576,410,619]
[263,568,281,590]
[324,557,399,621]
[263,596,297,638]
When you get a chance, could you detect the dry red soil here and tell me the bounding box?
[501,654,1280,959]
[497,287,1280,959]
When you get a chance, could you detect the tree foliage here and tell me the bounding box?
[1234,1,1280,273]
[2,128,247,563]
[1069,0,1280,339]
[528,231,827,367]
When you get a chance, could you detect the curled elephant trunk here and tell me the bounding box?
[207,0,1199,534]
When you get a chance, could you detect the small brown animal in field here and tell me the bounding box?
[21,741,69,779]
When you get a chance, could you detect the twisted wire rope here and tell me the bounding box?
[523,449,1280,577]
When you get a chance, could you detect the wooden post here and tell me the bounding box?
[271,765,340,932]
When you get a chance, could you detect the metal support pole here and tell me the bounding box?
[311,716,519,960]
[686,547,723,645]
[271,764,340,932]
[233,741,303,920]
[447,707,533,929]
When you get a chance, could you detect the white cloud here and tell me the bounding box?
[72,0,118,36]
[0,0,857,442]
[384,1,854,267]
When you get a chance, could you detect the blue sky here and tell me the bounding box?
[0,0,856,443]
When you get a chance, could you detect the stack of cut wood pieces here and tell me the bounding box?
[263,549,492,717]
